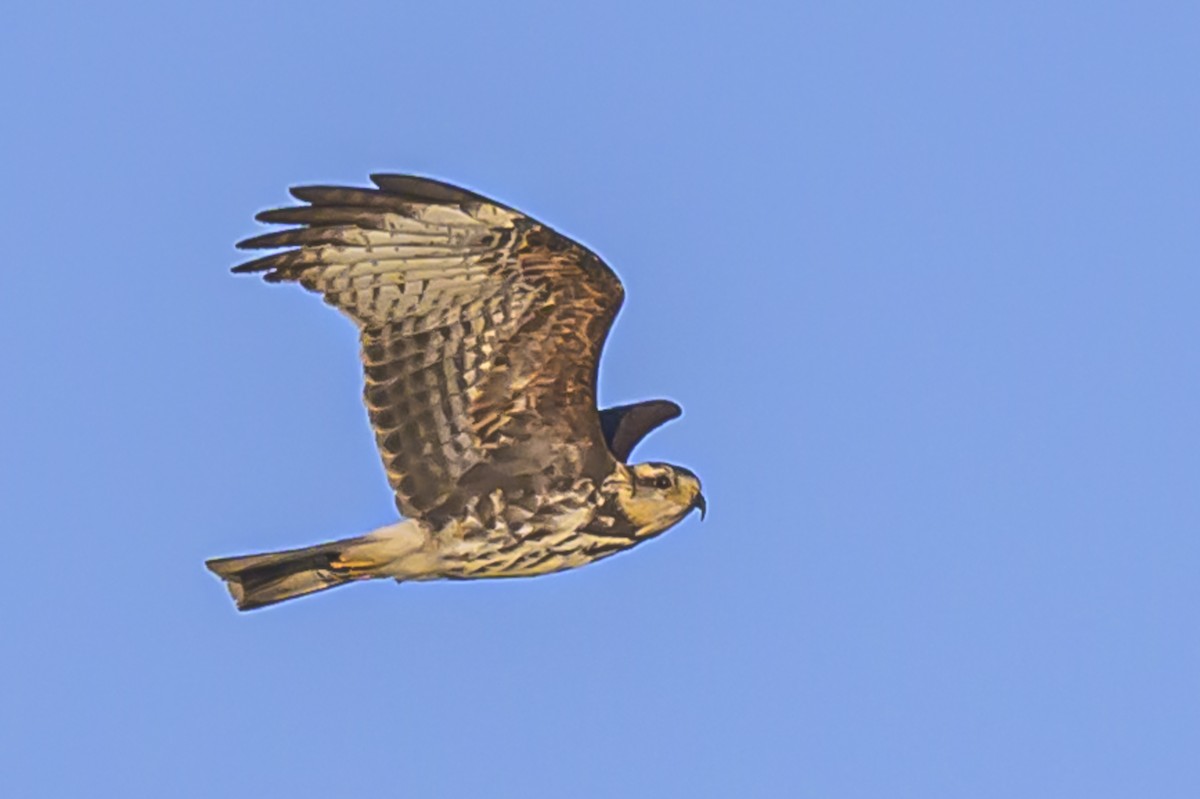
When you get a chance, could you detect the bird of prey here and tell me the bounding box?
[207,175,705,610]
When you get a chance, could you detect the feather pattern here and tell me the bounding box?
[234,175,625,526]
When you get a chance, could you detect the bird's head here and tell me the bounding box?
[608,462,706,537]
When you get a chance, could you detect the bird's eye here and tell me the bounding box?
[654,475,672,490]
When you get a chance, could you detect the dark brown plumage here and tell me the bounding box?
[599,400,683,462]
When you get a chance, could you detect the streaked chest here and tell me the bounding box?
[435,484,641,578]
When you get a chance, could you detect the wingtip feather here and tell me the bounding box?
[230,251,287,277]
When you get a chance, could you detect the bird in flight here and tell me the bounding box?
[207,175,705,610]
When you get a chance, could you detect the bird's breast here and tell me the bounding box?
[434,486,641,579]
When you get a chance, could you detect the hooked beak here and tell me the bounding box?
[691,492,707,521]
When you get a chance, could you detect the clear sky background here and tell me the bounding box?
[2,2,1197,796]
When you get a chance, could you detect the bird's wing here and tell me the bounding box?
[234,175,624,524]
[598,400,682,462]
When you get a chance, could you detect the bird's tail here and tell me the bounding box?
[206,536,367,611]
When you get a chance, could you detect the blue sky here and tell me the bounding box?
[3,1,1197,796]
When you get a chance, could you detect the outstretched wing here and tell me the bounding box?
[234,175,624,525]
[599,400,682,462]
